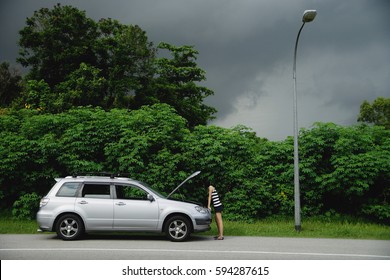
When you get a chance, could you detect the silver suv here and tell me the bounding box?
[37,171,211,242]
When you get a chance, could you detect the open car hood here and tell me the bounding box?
[166,171,201,199]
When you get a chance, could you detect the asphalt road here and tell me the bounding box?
[1,233,389,260]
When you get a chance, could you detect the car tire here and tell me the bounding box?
[164,215,192,242]
[56,214,84,241]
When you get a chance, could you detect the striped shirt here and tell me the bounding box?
[212,189,222,208]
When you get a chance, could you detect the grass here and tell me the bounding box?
[0,218,39,234]
[206,216,390,240]
[1,213,389,240]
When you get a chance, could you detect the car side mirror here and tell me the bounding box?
[147,194,155,202]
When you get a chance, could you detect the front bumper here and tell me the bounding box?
[193,216,212,232]
[195,218,212,226]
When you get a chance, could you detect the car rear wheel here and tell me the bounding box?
[164,215,192,242]
[56,214,84,240]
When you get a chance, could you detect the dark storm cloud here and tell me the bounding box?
[1,0,389,139]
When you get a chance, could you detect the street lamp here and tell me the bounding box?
[293,10,317,232]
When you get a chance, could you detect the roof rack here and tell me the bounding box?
[70,172,132,179]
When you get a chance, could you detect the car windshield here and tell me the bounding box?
[135,180,166,198]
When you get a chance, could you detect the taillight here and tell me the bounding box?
[39,198,50,207]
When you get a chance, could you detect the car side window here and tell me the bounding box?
[115,185,148,200]
[56,182,80,197]
[81,183,111,199]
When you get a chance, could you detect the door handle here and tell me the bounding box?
[78,200,88,204]
[115,202,126,206]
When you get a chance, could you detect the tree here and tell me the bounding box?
[54,63,106,111]
[17,4,156,110]
[0,62,22,107]
[298,123,390,222]
[16,5,216,126]
[95,19,156,108]
[17,4,97,87]
[21,79,54,112]
[358,97,390,129]
[151,42,216,127]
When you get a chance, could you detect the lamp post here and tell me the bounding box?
[293,10,317,232]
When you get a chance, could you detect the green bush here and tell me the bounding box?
[362,203,390,224]
[12,192,41,220]
[1,106,389,223]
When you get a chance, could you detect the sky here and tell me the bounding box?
[1,0,389,140]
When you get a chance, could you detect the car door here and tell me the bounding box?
[75,183,114,230]
[113,184,159,230]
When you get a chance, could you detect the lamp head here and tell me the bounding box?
[302,10,317,23]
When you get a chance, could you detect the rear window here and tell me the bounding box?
[56,182,80,197]
[81,183,111,199]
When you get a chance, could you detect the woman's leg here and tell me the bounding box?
[215,212,224,238]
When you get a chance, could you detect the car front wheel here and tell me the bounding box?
[164,215,192,242]
[56,214,84,240]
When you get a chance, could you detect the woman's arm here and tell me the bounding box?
[207,185,213,209]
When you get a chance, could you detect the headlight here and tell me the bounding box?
[195,206,208,214]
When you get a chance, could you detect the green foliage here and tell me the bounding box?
[298,123,390,218]
[95,19,156,109]
[104,103,189,191]
[54,63,106,110]
[14,4,216,126]
[19,79,54,112]
[16,4,155,111]
[0,104,389,224]
[0,62,22,107]
[362,204,390,224]
[152,42,216,127]
[358,97,390,129]
[18,4,97,87]
[12,192,41,220]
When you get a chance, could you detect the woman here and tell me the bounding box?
[207,183,224,240]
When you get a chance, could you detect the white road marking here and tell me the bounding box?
[1,248,389,259]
